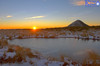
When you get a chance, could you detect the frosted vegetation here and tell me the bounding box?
[0,27,100,66]
[0,39,100,66]
[0,39,80,66]
[0,26,100,40]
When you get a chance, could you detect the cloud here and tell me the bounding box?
[25,16,45,19]
[71,0,96,6]
[70,0,85,6]
[32,16,45,18]
[6,16,13,18]
[74,0,85,6]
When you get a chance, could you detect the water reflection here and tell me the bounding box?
[80,38,100,42]
[8,38,100,63]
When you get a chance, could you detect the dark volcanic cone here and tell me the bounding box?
[68,20,89,27]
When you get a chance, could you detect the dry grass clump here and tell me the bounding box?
[7,47,15,52]
[81,33,89,37]
[63,62,69,66]
[14,51,26,62]
[0,45,39,64]
[29,60,34,65]
[60,55,65,62]
[47,56,58,61]
[24,48,38,58]
[0,39,39,64]
[60,55,79,66]
[82,51,100,66]
[0,52,15,63]
[17,35,23,39]
[26,51,37,58]
[0,39,8,47]
[34,50,42,56]
[4,56,15,63]
[13,45,39,61]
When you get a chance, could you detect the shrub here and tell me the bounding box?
[18,35,23,39]
[14,51,26,62]
[7,47,14,52]
[0,39,8,49]
[26,51,37,58]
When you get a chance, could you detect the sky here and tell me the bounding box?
[0,0,100,29]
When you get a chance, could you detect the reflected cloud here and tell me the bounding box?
[6,15,13,18]
[74,49,100,64]
[75,49,98,55]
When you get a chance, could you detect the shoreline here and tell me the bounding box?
[0,39,81,66]
[0,28,100,41]
[0,29,100,66]
[0,39,100,66]
[7,36,100,41]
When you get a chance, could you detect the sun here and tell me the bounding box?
[33,26,37,30]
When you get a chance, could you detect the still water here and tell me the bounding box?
[8,38,100,62]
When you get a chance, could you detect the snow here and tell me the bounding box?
[1,29,100,40]
[0,52,4,57]
[2,62,32,66]
[0,29,100,66]
[0,44,80,66]
[5,52,16,59]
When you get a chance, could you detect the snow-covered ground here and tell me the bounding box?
[0,29,100,66]
[0,39,81,66]
[0,39,99,66]
[0,29,100,40]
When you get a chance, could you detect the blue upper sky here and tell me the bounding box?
[0,0,100,29]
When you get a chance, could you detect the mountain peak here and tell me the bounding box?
[68,20,89,27]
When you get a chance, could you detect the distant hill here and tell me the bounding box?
[68,20,89,27]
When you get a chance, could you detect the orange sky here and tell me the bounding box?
[0,0,100,29]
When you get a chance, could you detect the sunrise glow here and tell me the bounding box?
[0,0,100,29]
[33,26,37,30]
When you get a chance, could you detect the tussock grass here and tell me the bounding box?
[7,47,14,52]
[82,51,100,66]
[0,39,8,47]
[47,56,58,61]
[0,39,39,64]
